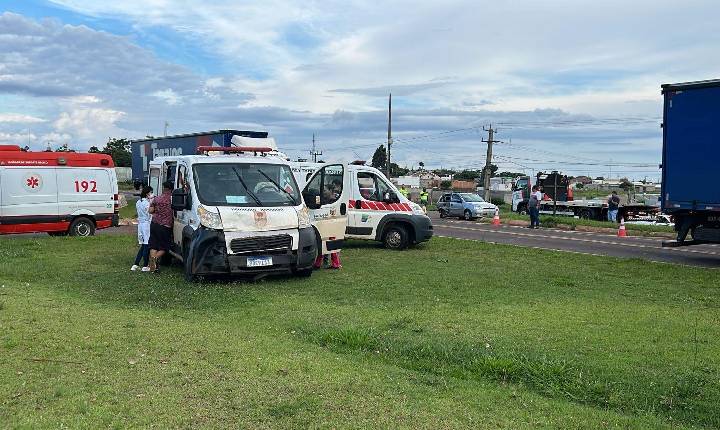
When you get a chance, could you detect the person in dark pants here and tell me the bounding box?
[148,181,174,273]
[527,185,541,229]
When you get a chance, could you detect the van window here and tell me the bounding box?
[357,172,391,202]
[192,163,300,207]
[304,165,344,206]
[165,162,177,185]
[177,164,189,191]
[149,167,161,195]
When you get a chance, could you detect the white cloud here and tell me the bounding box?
[152,89,181,105]
[53,107,126,141]
[0,113,45,123]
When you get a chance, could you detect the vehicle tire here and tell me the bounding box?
[68,217,95,237]
[183,241,196,282]
[579,209,593,220]
[294,267,313,277]
[464,210,473,221]
[439,209,446,218]
[383,224,410,250]
[517,204,528,216]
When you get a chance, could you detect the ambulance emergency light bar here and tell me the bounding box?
[196,146,274,155]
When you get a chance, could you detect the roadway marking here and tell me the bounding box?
[433,223,720,257]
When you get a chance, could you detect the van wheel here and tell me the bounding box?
[464,210,473,221]
[293,267,313,277]
[69,217,95,237]
[383,225,409,250]
[183,242,196,282]
[439,209,446,218]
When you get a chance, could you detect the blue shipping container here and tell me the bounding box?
[131,129,267,184]
[662,80,720,212]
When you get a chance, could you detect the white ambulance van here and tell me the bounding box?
[0,145,119,236]
[149,140,345,280]
[293,161,433,249]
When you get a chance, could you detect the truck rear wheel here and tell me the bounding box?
[383,224,409,250]
[69,217,95,237]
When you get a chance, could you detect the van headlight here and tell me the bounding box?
[297,206,311,228]
[197,205,222,229]
[410,203,426,215]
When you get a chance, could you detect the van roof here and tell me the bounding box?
[0,146,115,168]
[151,153,290,166]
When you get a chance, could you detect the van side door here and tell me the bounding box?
[302,164,346,254]
[172,162,191,251]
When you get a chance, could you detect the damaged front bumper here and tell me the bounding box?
[187,226,317,277]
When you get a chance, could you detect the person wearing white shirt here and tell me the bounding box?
[130,186,153,271]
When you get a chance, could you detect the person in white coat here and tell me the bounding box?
[130,186,153,271]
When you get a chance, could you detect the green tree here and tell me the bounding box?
[102,138,132,167]
[454,169,482,181]
[575,183,584,189]
[496,171,525,178]
[391,163,409,177]
[88,146,100,153]
[371,145,387,171]
[440,180,452,190]
[418,161,425,169]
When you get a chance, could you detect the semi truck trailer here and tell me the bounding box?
[511,171,658,221]
[661,79,720,246]
[131,130,268,187]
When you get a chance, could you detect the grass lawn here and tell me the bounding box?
[118,197,137,220]
[1,235,719,428]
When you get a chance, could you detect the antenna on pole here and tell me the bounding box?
[386,93,392,178]
[310,133,323,162]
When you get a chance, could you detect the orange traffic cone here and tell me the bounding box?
[617,217,627,237]
[492,208,501,226]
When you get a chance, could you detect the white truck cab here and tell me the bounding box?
[294,161,433,249]
[149,143,340,280]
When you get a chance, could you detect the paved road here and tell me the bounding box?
[428,212,720,269]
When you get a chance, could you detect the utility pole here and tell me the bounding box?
[164,121,169,137]
[386,93,392,178]
[309,133,322,163]
[482,124,500,201]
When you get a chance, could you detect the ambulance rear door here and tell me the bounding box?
[302,164,346,253]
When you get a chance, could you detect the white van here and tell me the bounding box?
[149,142,345,280]
[293,161,433,249]
[0,145,119,236]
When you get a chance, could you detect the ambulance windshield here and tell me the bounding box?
[193,163,300,207]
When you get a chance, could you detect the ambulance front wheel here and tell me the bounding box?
[69,217,95,237]
[383,225,409,250]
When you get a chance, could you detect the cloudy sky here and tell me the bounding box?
[2,0,719,179]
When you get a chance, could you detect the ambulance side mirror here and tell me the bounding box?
[171,188,190,211]
[303,190,320,209]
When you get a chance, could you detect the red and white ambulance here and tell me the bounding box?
[0,145,119,236]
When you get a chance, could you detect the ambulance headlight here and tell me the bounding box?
[297,206,311,228]
[410,203,426,215]
[197,205,222,229]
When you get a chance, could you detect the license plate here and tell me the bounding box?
[247,256,273,267]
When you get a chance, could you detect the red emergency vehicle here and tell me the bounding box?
[0,145,120,236]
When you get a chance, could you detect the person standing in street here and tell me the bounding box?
[148,181,174,273]
[399,185,409,199]
[420,188,429,209]
[527,185,541,229]
[130,186,153,272]
[607,190,621,222]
